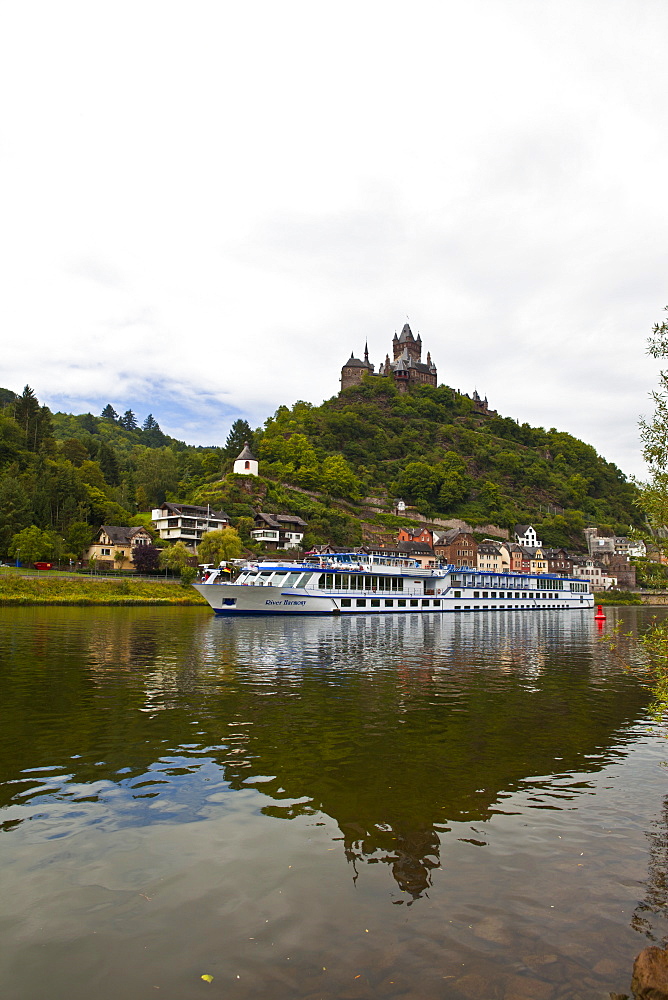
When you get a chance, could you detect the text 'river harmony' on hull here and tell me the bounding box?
[193,552,594,616]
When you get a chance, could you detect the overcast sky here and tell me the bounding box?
[2,0,667,478]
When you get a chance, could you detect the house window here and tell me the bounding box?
[101,548,110,556]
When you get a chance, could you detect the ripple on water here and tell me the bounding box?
[0,605,667,999]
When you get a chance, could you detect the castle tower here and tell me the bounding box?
[392,323,421,363]
[339,322,437,395]
[340,349,374,390]
[233,442,259,476]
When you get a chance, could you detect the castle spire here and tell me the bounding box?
[364,341,369,364]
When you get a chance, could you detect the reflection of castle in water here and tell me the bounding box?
[193,611,649,901]
[17,608,649,904]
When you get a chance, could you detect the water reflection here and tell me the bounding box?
[0,607,653,904]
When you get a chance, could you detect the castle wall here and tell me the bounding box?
[341,367,367,391]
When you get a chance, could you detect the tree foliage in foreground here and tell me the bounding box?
[198,527,243,565]
[639,305,668,528]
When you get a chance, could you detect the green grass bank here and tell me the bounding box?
[593,590,642,605]
[0,573,208,606]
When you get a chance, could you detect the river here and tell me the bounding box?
[1,605,667,999]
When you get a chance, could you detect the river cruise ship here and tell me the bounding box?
[193,552,593,616]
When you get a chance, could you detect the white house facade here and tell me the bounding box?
[151,503,229,550]
[514,524,542,548]
[233,442,259,477]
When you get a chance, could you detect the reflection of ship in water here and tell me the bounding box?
[1,608,653,903]
[197,611,651,900]
[206,607,597,673]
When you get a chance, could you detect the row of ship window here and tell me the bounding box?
[451,576,567,590]
[340,598,432,608]
[337,598,580,609]
[319,574,405,592]
[453,590,569,600]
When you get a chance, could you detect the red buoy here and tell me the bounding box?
[594,604,606,621]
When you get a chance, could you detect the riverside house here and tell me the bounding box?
[250,512,308,550]
[151,503,229,551]
[85,525,154,571]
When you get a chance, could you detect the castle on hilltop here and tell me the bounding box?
[340,323,437,394]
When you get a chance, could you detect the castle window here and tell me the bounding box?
[245,461,250,469]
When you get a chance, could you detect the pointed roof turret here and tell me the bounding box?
[236,441,256,462]
[344,353,368,368]
[364,341,369,363]
[398,323,415,343]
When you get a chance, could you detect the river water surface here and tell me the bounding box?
[1,606,668,1000]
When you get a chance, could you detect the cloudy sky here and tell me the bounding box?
[2,0,667,477]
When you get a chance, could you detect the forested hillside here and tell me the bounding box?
[0,377,643,560]
[0,387,232,559]
[246,378,642,548]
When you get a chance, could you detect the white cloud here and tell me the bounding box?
[1,0,666,476]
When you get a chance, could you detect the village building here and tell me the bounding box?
[151,502,229,551]
[477,541,504,573]
[572,557,616,591]
[544,548,574,576]
[398,526,434,548]
[607,554,636,589]
[367,541,436,569]
[85,525,154,571]
[433,528,477,567]
[250,512,307,550]
[613,536,646,558]
[499,542,524,573]
[584,528,646,561]
[233,442,259,476]
[514,524,542,548]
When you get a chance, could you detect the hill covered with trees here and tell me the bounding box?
[0,377,643,559]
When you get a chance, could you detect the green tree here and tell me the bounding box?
[639,306,668,527]
[0,473,32,556]
[14,386,52,451]
[159,541,192,571]
[198,527,243,564]
[65,521,93,559]
[100,404,118,422]
[98,443,121,486]
[119,409,138,431]
[225,419,254,457]
[135,485,150,511]
[60,438,90,466]
[396,462,442,505]
[8,525,55,563]
[179,565,197,588]
[141,414,167,447]
[235,516,255,541]
[135,447,179,506]
[320,454,360,499]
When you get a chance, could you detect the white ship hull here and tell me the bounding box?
[193,555,594,616]
[193,584,337,615]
